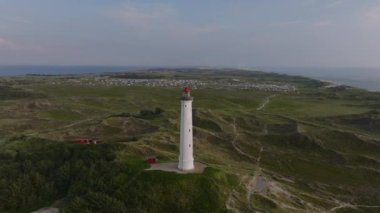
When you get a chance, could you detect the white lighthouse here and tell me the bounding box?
[178,86,194,171]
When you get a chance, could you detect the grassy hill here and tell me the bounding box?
[0,68,379,212]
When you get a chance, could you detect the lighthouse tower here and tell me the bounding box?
[178,86,194,171]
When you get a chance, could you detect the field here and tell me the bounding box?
[0,68,379,212]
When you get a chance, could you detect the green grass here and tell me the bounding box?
[262,153,379,186]
[38,110,82,122]
[1,69,379,211]
[0,138,238,212]
[265,94,370,117]
[251,194,277,211]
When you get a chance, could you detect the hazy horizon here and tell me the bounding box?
[1,65,379,91]
[1,0,380,67]
[1,64,380,69]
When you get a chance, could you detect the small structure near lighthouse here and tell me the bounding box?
[178,86,194,170]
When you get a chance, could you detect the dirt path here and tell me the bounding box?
[225,190,241,213]
[328,203,380,212]
[226,116,323,212]
[226,112,379,212]
[26,116,104,137]
[245,144,267,210]
[31,208,59,213]
[227,118,269,212]
[230,118,256,161]
[256,147,264,167]
[257,95,276,111]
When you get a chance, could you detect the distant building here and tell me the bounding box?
[145,156,157,164]
[74,138,101,144]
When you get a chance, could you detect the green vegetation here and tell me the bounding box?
[0,68,379,212]
[251,194,277,211]
[0,86,45,100]
[0,138,235,212]
[39,110,83,121]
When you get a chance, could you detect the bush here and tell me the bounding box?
[0,138,230,212]
[137,107,164,119]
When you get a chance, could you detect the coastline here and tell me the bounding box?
[0,65,379,92]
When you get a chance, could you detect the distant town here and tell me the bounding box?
[50,76,297,92]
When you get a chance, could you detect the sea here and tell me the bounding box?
[0,65,137,76]
[0,65,379,92]
[259,67,380,92]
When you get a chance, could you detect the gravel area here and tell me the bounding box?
[146,162,207,174]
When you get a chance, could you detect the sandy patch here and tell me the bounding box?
[31,207,59,213]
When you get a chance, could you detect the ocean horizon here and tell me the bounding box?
[260,66,380,92]
[0,65,138,76]
[0,65,379,92]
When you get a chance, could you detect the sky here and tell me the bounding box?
[1,0,380,67]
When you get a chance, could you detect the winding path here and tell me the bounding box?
[328,203,380,212]
[230,118,256,161]
[257,95,276,111]
[227,118,268,212]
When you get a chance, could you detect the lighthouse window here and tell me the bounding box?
[189,144,191,148]
[189,129,191,132]
[185,105,187,107]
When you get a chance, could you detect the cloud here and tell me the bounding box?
[5,16,31,24]
[0,37,8,44]
[314,20,332,27]
[0,15,31,31]
[363,5,380,28]
[326,0,345,8]
[105,3,226,36]
[105,4,176,30]
[0,15,31,25]
[0,37,18,50]
[271,20,305,27]
[0,36,46,53]
[272,20,332,28]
